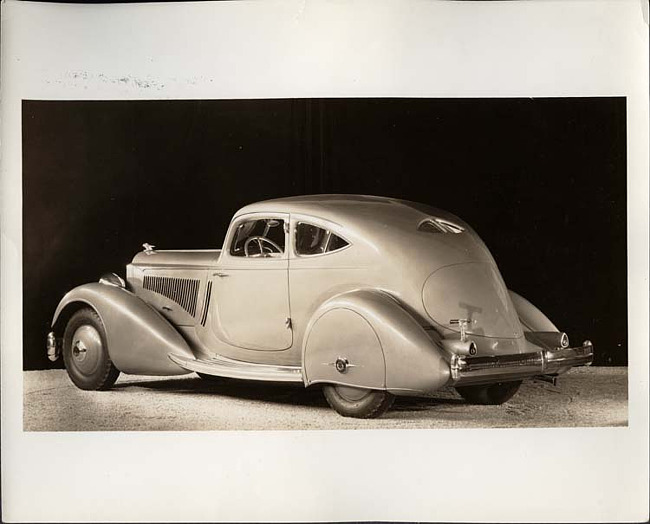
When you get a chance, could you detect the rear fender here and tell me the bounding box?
[302,289,450,395]
[508,290,575,353]
[508,290,559,332]
[52,283,194,375]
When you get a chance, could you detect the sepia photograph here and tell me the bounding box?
[2,0,648,522]
[22,97,626,430]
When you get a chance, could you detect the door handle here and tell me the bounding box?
[213,272,229,278]
[162,306,173,312]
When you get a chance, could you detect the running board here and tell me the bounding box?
[168,353,304,383]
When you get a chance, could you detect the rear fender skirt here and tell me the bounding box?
[52,282,194,375]
[302,289,449,395]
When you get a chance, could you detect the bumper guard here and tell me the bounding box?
[47,331,60,362]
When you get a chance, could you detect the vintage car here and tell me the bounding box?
[47,195,593,418]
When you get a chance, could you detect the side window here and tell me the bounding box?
[326,233,349,252]
[295,222,349,256]
[230,218,286,258]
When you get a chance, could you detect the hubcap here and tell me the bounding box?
[72,339,88,359]
[335,385,372,402]
[70,325,103,375]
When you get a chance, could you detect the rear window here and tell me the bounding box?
[418,218,465,234]
[295,223,350,255]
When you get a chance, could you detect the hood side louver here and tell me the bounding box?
[200,281,212,326]
[143,275,200,317]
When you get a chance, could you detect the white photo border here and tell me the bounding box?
[1,1,648,522]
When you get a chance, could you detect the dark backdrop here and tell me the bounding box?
[22,98,627,369]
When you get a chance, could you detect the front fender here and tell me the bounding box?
[52,283,194,375]
[302,289,450,395]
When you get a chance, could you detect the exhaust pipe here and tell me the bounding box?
[534,374,558,386]
[442,338,478,356]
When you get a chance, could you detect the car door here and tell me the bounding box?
[211,213,292,351]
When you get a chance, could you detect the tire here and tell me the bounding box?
[456,380,522,405]
[62,308,120,390]
[322,384,395,419]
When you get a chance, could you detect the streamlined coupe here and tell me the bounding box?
[48,195,593,418]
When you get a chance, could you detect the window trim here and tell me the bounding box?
[224,212,290,260]
[293,220,352,258]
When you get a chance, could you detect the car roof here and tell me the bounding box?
[235,194,461,229]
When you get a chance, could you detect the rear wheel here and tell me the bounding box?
[323,384,395,418]
[62,308,120,390]
[456,380,522,405]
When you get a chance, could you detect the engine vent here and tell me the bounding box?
[143,275,200,316]
[200,281,212,327]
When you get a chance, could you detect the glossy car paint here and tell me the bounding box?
[303,289,450,395]
[52,283,194,375]
[508,290,559,333]
[423,262,523,339]
[211,212,292,351]
[52,195,590,395]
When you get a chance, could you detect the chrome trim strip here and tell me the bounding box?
[460,351,544,372]
[200,281,212,326]
[168,353,304,383]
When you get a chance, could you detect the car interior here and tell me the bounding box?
[230,218,350,258]
[295,222,349,255]
[230,218,286,257]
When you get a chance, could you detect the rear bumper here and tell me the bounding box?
[450,340,594,385]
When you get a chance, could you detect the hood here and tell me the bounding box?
[422,261,523,339]
[131,249,221,268]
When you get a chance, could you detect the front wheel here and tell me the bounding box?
[62,308,120,390]
[455,380,522,405]
[322,384,395,418]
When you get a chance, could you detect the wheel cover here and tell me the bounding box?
[70,325,103,376]
[334,385,372,402]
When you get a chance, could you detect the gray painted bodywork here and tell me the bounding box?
[52,283,194,375]
[52,195,592,394]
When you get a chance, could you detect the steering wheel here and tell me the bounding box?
[244,236,282,257]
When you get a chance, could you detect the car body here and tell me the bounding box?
[48,195,594,418]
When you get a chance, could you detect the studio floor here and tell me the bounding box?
[23,367,627,431]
